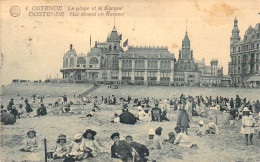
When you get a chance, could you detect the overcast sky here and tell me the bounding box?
[0,0,259,85]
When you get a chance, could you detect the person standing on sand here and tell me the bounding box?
[177,104,190,135]
[241,107,255,145]
[185,97,193,123]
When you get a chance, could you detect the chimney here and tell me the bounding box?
[70,44,73,50]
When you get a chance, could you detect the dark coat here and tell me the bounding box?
[177,110,190,128]
[119,111,137,125]
[25,103,33,113]
[130,142,149,158]
[111,140,132,162]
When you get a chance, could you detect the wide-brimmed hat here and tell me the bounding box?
[27,128,36,136]
[164,100,167,103]
[24,99,29,102]
[73,134,82,140]
[57,133,66,140]
[137,106,143,111]
[83,129,97,138]
[148,129,155,135]
[111,132,120,139]
[199,121,204,125]
[11,98,14,100]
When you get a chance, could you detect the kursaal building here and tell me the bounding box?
[60,25,227,86]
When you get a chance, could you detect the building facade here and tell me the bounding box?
[60,24,229,86]
[174,31,199,85]
[118,46,176,85]
[228,18,260,86]
[60,26,123,82]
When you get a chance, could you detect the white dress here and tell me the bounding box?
[174,133,192,148]
[241,115,255,134]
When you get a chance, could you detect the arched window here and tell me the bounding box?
[129,60,132,68]
[142,60,145,68]
[148,60,151,68]
[70,57,74,67]
[90,57,98,64]
[77,57,86,64]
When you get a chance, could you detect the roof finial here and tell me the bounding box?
[186,18,188,34]
[114,16,115,27]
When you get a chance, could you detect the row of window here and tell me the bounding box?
[229,65,259,74]
[122,71,172,77]
[231,53,259,64]
[232,43,259,53]
[122,60,172,69]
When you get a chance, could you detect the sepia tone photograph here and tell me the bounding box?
[0,0,260,161]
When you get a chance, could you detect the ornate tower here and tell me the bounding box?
[230,17,240,45]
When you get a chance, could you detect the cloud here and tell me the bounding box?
[201,2,239,26]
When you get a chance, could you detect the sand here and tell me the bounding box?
[0,83,260,162]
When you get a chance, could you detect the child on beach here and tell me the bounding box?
[67,134,85,160]
[154,127,163,150]
[53,134,68,159]
[241,107,256,145]
[20,128,38,152]
[174,126,197,148]
[80,129,103,159]
[113,113,120,123]
[196,121,205,137]
[145,129,155,149]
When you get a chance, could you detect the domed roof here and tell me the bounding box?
[89,47,101,56]
[64,49,77,57]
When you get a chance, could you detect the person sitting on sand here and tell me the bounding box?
[111,132,133,162]
[25,99,33,113]
[122,104,129,112]
[137,106,150,122]
[10,105,20,119]
[205,120,219,135]
[174,126,197,148]
[145,129,155,150]
[35,104,47,117]
[154,127,163,150]
[196,121,205,137]
[67,134,85,160]
[53,134,68,159]
[20,128,38,152]
[59,101,73,114]
[165,132,175,144]
[151,103,162,122]
[80,129,103,159]
[125,135,149,162]
[112,113,120,123]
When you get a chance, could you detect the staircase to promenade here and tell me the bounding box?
[80,85,101,97]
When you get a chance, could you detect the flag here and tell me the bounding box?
[90,35,92,47]
[119,34,122,40]
[123,39,128,47]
